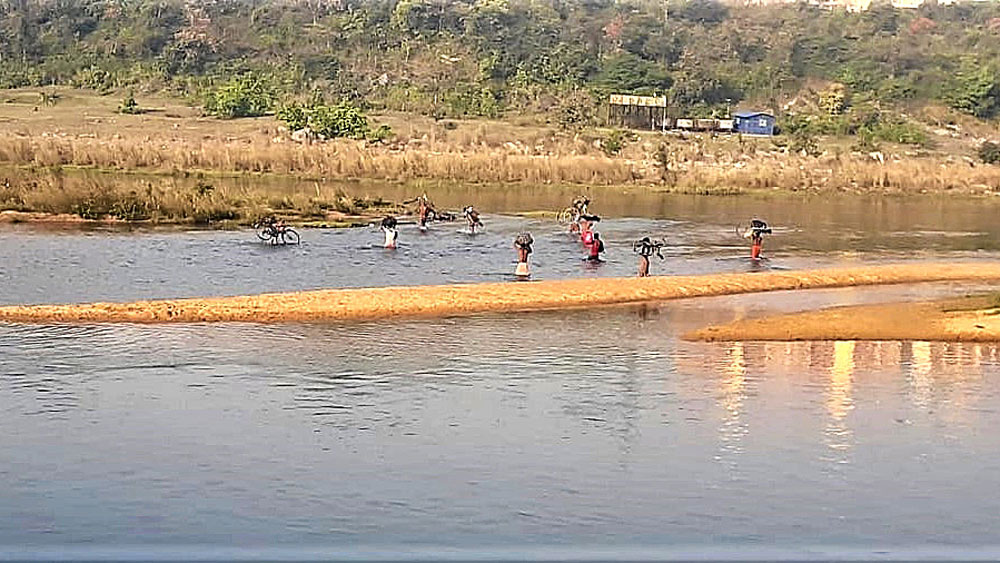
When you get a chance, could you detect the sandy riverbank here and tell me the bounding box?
[686,295,1000,342]
[2,263,1000,324]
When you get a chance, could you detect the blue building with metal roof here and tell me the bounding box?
[733,111,776,136]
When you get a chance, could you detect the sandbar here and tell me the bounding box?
[686,295,1000,342]
[3,262,1000,324]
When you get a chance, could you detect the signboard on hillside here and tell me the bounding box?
[609,94,667,108]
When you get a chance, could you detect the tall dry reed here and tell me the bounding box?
[0,169,396,224]
[1,127,997,194]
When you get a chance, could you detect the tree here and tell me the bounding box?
[593,53,672,94]
[947,66,1000,119]
[204,73,275,119]
[819,84,848,115]
[980,141,1000,165]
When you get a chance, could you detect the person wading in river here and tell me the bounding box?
[380,215,399,249]
[463,206,484,234]
[633,237,665,277]
[743,219,771,260]
[579,214,600,248]
[514,232,534,277]
[569,196,590,234]
[408,194,435,231]
[586,232,605,262]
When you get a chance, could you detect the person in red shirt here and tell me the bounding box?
[579,214,600,246]
[742,219,771,259]
[586,232,605,262]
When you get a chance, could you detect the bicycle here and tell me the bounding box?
[557,196,590,225]
[557,206,577,225]
[253,217,300,245]
[735,219,772,239]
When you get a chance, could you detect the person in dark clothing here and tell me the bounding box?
[633,237,665,277]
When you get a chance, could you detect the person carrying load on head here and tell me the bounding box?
[380,215,399,249]
[514,232,534,277]
[463,206,484,233]
[633,237,665,277]
[410,193,435,231]
[586,232,605,262]
[569,196,590,234]
[742,218,771,259]
[579,214,600,247]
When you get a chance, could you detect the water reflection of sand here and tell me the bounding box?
[683,339,999,465]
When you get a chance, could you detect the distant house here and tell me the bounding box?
[733,111,776,136]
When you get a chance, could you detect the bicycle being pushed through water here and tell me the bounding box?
[253,216,301,245]
[556,195,591,226]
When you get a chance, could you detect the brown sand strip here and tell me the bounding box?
[686,296,1000,342]
[2,262,1000,324]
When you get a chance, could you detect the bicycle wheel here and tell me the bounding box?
[557,207,575,224]
[281,229,300,245]
[256,226,272,241]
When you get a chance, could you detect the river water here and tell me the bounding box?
[3,193,1000,560]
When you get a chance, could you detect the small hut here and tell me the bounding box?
[733,111,776,136]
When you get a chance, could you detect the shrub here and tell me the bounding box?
[276,101,370,139]
[852,127,880,152]
[204,74,275,119]
[980,141,1000,165]
[368,124,394,143]
[790,129,820,156]
[871,118,929,147]
[118,92,140,114]
[72,66,113,93]
[819,84,848,115]
[947,66,1000,119]
[555,89,597,130]
[601,129,634,156]
[275,104,308,131]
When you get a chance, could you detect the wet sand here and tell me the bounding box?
[687,295,1000,342]
[3,262,1000,324]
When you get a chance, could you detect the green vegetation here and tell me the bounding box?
[276,100,374,139]
[600,129,635,156]
[1,0,999,155]
[980,141,1000,164]
[118,91,140,114]
[204,74,275,119]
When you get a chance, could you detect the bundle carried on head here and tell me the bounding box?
[633,236,665,258]
[750,219,771,235]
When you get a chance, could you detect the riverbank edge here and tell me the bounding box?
[5,162,1000,228]
[3,262,1000,324]
[686,294,1000,342]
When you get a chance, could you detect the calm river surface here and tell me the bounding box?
[3,193,1000,560]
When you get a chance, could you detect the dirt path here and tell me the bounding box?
[3,262,1000,324]
[686,295,1000,342]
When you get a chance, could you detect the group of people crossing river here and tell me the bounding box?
[375,194,772,278]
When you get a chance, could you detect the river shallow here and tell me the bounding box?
[3,193,1000,560]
